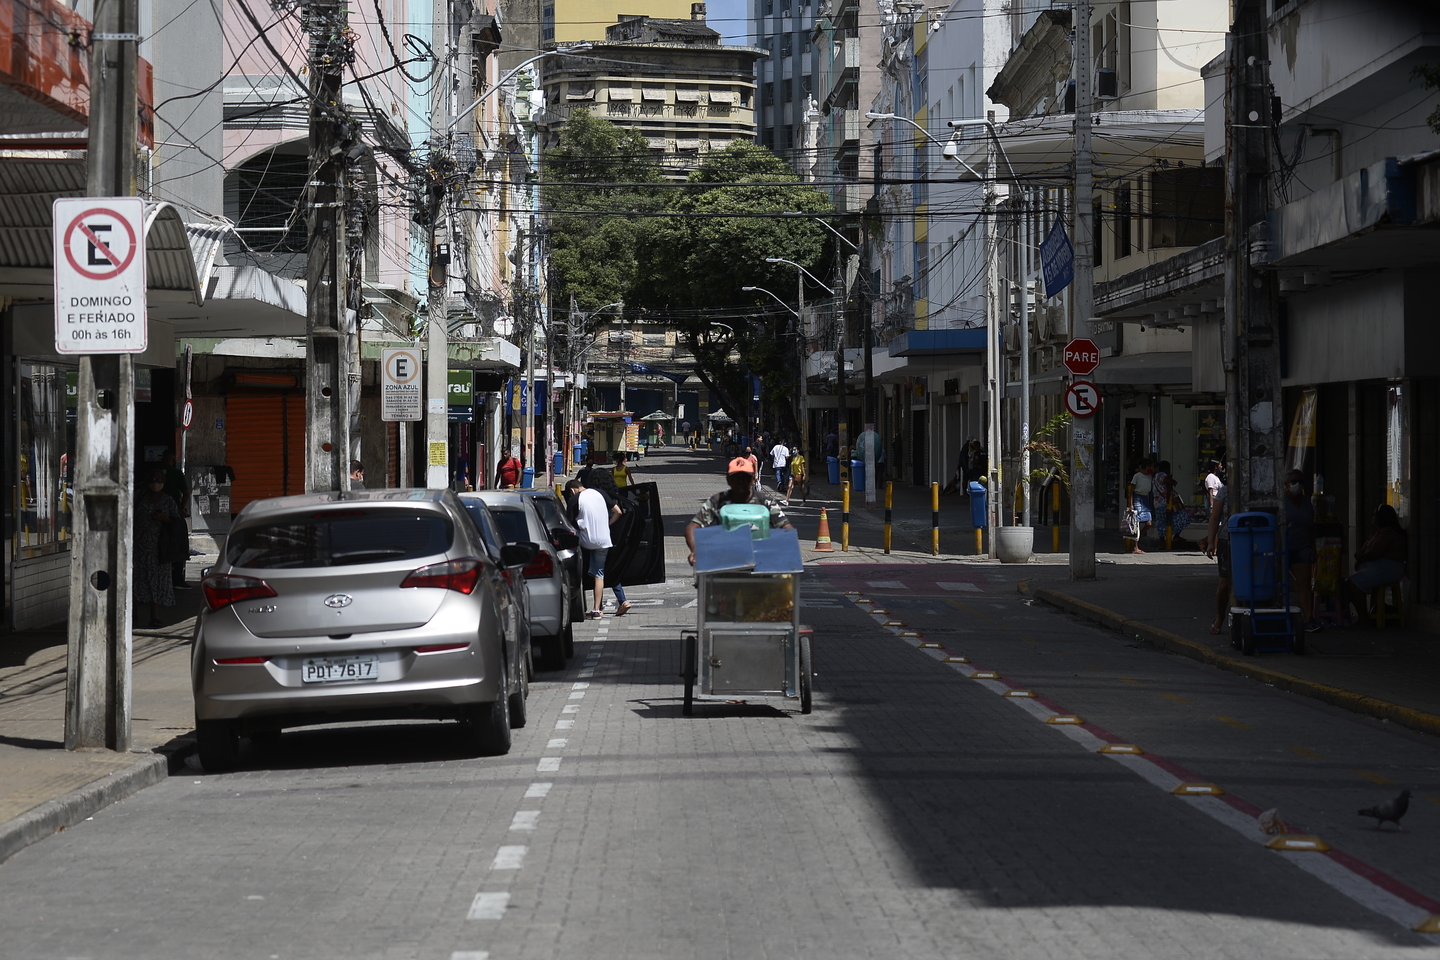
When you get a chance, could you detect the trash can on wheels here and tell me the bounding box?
[850,460,866,493]
[827,456,840,485]
[1228,511,1301,656]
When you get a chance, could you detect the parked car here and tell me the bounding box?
[521,488,585,627]
[191,490,537,771]
[463,491,575,670]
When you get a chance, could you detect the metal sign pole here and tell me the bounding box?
[1069,0,1097,581]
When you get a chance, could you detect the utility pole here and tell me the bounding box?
[426,0,452,488]
[66,0,139,752]
[1068,3,1097,580]
[837,253,857,477]
[304,0,352,493]
[984,110,1001,558]
[1226,0,1282,515]
[796,267,806,455]
[524,216,537,485]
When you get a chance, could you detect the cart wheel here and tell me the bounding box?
[799,635,813,715]
[682,633,696,716]
[1240,619,1256,657]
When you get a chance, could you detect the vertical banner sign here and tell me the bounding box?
[381,347,423,421]
[53,197,147,354]
[1040,217,1075,299]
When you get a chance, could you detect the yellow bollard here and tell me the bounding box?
[1052,482,1061,553]
[931,482,940,556]
[841,481,851,552]
[884,481,893,554]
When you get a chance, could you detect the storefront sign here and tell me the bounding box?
[52,197,147,354]
[381,347,423,421]
[448,369,474,406]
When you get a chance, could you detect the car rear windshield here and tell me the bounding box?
[488,508,530,545]
[226,511,453,568]
[531,497,568,531]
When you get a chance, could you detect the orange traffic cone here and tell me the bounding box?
[814,508,835,552]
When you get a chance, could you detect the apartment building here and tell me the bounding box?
[750,0,820,169]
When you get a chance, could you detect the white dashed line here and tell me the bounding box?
[509,810,541,831]
[490,845,527,870]
[537,757,563,772]
[562,704,580,714]
[546,738,569,749]
[572,682,590,690]
[866,580,907,589]
[938,582,981,592]
[554,719,574,730]
[451,951,489,960]
[577,669,595,678]
[568,692,586,700]
[467,893,510,919]
[524,782,553,798]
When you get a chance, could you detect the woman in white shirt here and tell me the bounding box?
[1126,459,1155,553]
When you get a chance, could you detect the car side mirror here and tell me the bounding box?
[500,542,539,567]
[551,529,579,551]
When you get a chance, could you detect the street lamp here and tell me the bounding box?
[779,211,859,251]
[763,259,832,460]
[865,111,985,180]
[764,257,835,294]
[741,285,800,318]
[450,43,594,130]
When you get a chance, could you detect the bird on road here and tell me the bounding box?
[1357,789,1411,830]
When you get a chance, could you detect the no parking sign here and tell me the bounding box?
[52,197,147,354]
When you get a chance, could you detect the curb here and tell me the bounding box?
[0,739,193,865]
[1019,580,1440,741]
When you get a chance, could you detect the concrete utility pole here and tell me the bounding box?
[837,252,857,476]
[524,216,538,483]
[984,111,1001,557]
[66,0,139,752]
[304,0,353,493]
[1226,0,1282,515]
[1068,2,1097,580]
[426,0,452,488]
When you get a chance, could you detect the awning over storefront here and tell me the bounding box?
[1091,351,1193,389]
[887,328,987,356]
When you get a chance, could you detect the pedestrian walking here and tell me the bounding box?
[787,448,808,503]
[1283,469,1321,632]
[1343,504,1408,628]
[496,450,522,489]
[770,437,791,499]
[161,448,190,587]
[134,467,182,628]
[1126,459,1155,553]
[612,451,632,489]
[1151,460,1172,546]
[1199,459,1224,552]
[349,460,366,490]
[580,468,632,616]
[573,474,621,619]
[1205,463,1231,634]
[743,445,759,478]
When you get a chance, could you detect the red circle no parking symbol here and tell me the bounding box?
[61,208,139,281]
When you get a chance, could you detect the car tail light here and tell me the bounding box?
[401,558,483,594]
[214,656,269,665]
[202,574,278,611]
[522,551,554,579]
[414,641,470,654]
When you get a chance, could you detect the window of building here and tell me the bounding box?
[914,242,928,303]
[782,79,793,102]
[914,144,928,204]
[780,35,792,58]
[1150,166,1224,247]
[542,27,554,40]
[763,82,775,106]
[14,362,75,560]
[542,5,553,17]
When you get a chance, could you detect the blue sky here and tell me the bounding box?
[707,0,748,45]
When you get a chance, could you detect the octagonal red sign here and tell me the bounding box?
[1063,338,1100,376]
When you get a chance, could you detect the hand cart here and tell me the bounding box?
[1228,511,1303,656]
[681,525,812,715]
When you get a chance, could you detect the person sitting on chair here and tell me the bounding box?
[1344,504,1408,628]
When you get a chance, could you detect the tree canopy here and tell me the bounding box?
[542,120,837,433]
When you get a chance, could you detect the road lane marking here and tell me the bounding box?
[525,782,552,798]
[572,682,590,689]
[490,846,527,870]
[1287,745,1326,759]
[562,704,580,713]
[546,738,569,749]
[555,719,574,730]
[451,952,489,960]
[509,811,540,831]
[568,692,586,699]
[866,580,907,589]
[577,670,595,678]
[1216,715,1251,730]
[1354,770,1398,785]
[537,757,562,772]
[467,893,510,919]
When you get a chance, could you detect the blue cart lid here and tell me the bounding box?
[693,524,804,574]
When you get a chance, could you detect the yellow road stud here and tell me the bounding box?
[1046,715,1084,725]
[1098,743,1144,754]
[1266,835,1331,852]
[1171,782,1225,796]
[1002,689,1036,698]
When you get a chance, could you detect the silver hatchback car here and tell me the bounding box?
[191,490,536,771]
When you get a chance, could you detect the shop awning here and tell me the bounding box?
[887,328,987,356]
[1091,351,1193,388]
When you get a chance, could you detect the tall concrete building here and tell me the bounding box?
[749,0,819,169]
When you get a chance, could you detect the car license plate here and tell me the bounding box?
[302,655,380,683]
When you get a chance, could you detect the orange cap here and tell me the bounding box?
[727,457,755,475]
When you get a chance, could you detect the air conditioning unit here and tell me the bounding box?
[1097,68,1118,99]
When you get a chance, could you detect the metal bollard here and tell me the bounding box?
[1052,482,1061,553]
[841,481,850,552]
[883,481,893,554]
[931,482,940,556]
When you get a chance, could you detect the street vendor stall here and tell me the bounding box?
[680,522,812,715]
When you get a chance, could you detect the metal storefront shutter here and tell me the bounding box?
[227,392,307,513]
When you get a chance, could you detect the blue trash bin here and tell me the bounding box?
[520,467,535,490]
[827,456,840,484]
[968,482,988,528]
[553,451,564,477]
[1228,511,1279,603]
[850,460,866,493]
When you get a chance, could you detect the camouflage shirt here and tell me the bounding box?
[689,484,792,530]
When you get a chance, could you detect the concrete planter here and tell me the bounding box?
[996,526,1034,564]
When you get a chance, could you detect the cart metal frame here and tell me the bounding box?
[681,526,812,715]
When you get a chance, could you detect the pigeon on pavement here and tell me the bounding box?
[1357,789,1411,830]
